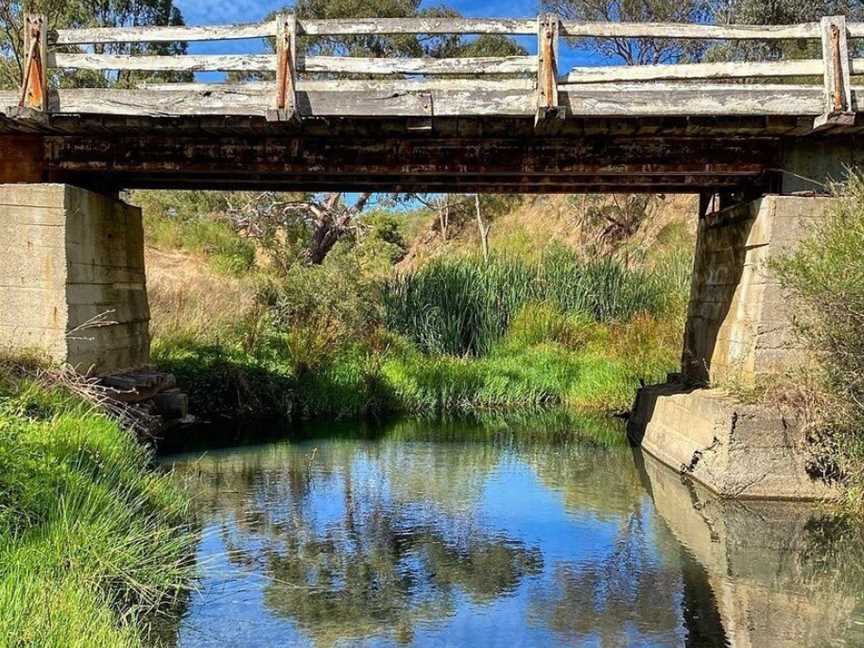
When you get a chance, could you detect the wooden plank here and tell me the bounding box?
[561,21,822,40]
[137,78,537,92]
[43,84,862,118]
[299,17,537,35]
[20,15,48,112]
[51,52,537,75]
[48,87,537,117]
[54,22,276,45]
[52,52,274,72]
[821,16,852,113]
[49,88,434,117]
[302,55,536,75]
[270,13,298,122]
[54,17,855,44]
[54,18,537,44]
[0,91,16,112]
[45,135,777,178]
[536,14,562,124]
[425,90,534,116]
[92,175,740,194]
[561,58,864,83]
[562,83,846,116]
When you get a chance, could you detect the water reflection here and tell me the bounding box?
[162,417,864,647]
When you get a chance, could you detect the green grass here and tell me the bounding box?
[0,363,195,647]
[153,298,681,421]
[143,209,256,276]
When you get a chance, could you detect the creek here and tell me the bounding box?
[158,415,864,647]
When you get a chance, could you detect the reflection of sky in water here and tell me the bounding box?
[164,427,864,648]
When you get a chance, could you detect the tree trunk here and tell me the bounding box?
[304,192,371,265]
[439,195,450,241]
[475,193,490,262]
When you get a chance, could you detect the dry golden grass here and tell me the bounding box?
[399,194,697,271]
[145,246,257,342]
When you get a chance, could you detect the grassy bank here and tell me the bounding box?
[149,238,689,420]
[0,360,195,647]
[773,175,864,503]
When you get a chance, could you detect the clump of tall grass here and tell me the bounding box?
[0,364,195,647]
[384,247,687,357]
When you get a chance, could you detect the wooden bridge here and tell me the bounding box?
[1,13,863,194]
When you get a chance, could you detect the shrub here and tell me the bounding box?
[774,174,864,488]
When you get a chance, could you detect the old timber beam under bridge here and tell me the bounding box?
[1,14,863,194]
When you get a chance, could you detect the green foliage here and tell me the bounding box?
[0,365,194,647]
[774,174,864,486]
[152,334,295,420]
[0,0,188,90]
[542,0,714,64]
[383,247,686,357]
[140,197,256,277]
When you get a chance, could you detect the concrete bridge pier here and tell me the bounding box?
[629,194,840,500]
[638,451,859,646]
[0,184,149,375]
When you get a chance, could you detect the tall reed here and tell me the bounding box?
[384,249,685,357]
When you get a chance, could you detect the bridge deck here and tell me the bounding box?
[1,15,862,193]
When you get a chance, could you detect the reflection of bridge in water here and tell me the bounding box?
[2,14,863,194]
[162,419,864,647]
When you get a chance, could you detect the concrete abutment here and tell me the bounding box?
[0,183,149,374]
[629,195,840,500]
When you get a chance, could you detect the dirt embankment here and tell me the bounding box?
[399,193,697,270]
[145,246,256,341]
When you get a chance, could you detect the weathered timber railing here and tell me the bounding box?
[7,14,864,128]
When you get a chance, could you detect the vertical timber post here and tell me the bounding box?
[814,15,854,130]
[268,13,299,123]
[535,13,562,126]
[14,14,48,119]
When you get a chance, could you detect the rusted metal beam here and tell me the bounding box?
[268,13,299,123]
[0,135,46,183]
[19,15,48,111]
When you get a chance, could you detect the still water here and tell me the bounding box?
[160,415,864,647]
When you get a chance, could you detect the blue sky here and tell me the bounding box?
[174,0,539,27]
[172,0,601,71]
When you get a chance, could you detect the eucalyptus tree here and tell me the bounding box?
[708,0,864,61]
[540,0,715,64]
[0,0,186,90]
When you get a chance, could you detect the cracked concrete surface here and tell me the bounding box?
[628,383,839,500]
